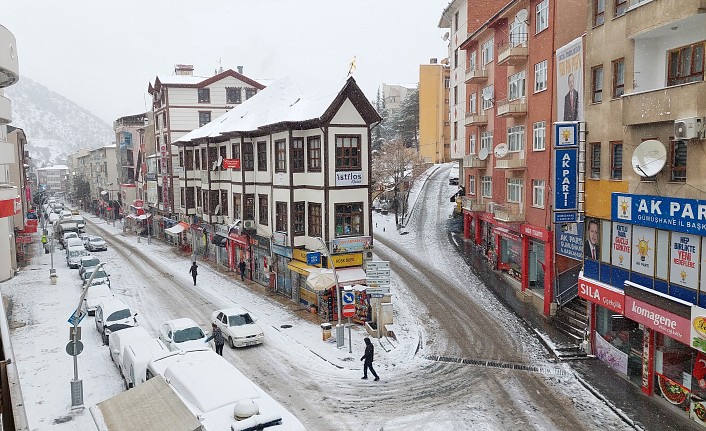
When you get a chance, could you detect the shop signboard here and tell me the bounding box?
[330,253,362,268]
[691,306,706,353]
[556,222,583,260]
[669,232,700,287]
[612,193,706,237]
[306,252,321,266]
[631,225,655,277]
[222,158,241,169]
[335,171,363,186]
[272,231,288,247]
[556,36,584,123]
[331,236,372,254]
[271,244,292,259]
[578,275,625,314]
[553,148,578,212]
[625,296,690,343]
[611,222,631,268]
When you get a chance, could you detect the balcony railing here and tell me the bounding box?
[626,0,706,39]
[493,202,525,222]
[462,196,485,212]
[495,151,526,169]
[497,35,528,66]
[622,80,705,126]
[464,112,488,126]
[496,97,527,117]
[463,154,487,168]
[464,67,488,84]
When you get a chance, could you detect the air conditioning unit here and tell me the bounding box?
[242,219,256,230]
[674,117,705,140]
[196,207,203,215]
[362,250,374,261]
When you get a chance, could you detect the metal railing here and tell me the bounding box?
[554,264,582,307]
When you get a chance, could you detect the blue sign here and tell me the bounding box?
[306,252,321,266]
[554,148,578,211]
[612,193,706,236]
[557,222,584,260]
[342,291,355,305]
[271,244,292,258]
[555,123,579,147]
[554,211,578,223]
[68,309,86,326]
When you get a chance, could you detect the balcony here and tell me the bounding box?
[462,196,485,212]
[493,202,525,223]
[496,97,527,117]
[622,80,706,126]
[0,95,11,124]
[464,68,488,84]
[0,140,14,165]
[464,112,488,126]
[463,154,487,168]
[497,38,528,66]
[204,214,223,224]
[0,26,19,88]
[495,151,526,169]
[626,0,706,39]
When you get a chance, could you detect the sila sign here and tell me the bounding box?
[578,276,624,314]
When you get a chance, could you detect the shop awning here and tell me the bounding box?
[165,221,189,234]
[136,214,151,220]
[287,260,318,276]
[336,267,367,285]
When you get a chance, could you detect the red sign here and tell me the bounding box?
[16,235,32,244]
[342,304,356,318]
[222,158,241,169]
[625,296,690,343]
[0,197,21,218]
[521,224,550,241]
[578,276,625,314]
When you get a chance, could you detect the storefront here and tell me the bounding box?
[250,234,271,287]
[227,231,250,275]
[287,249,322,306]
[164,221,189,246]
[211,224,229,269]
[494,227,522,281]
[272,243,293,299]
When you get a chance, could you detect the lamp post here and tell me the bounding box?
[316,237,344,348]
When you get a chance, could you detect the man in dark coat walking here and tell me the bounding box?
[360,337,379,381]
[189,261,198,286]
[238,260,247,281]
[205,323,225,355]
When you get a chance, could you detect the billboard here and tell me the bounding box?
[556,36,584,122]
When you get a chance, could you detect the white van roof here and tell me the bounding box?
[97,298,130,315]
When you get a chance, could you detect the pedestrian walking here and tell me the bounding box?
[360,337,379,381]
[189,261,198,286]
[204,323,225,356]
[238,259,247,281]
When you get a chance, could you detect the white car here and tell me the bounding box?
[85,236,107,252]
[95,298,137,345]
[78,256,100,278]
[82,284,113,315]
[108,326,151,373]
[66,245,90,268]
[82,268,110,287]
[158,318,207,351]
[211,307,264,348]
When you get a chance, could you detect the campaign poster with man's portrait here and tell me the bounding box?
[556,36,584,123]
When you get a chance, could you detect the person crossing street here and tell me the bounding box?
[360,337,379,381]
[188,261,198,286]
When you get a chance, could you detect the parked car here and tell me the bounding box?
[82,268,110,287]
[108,326,151,371]
[85,236,107,252]
[210,307,264,348]
[158,318,207,351]
[65,237,84,251]
[71,215,86,231]
[60,232,79,249]
[66,245,90,268]
[121,337,169,389]
[78,256,101,278]
[95,298,137,345]
[82,283,113,315]
[48,212,59,223]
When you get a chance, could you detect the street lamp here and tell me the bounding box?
[316,237,344,348]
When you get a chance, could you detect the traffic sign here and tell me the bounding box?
[366,261,390,271]
[366,286,390,295]
[369,293,385,298]
[68,309,87,326]
[342,304,356,318]
[66,340,84,356]
[342,291,355,305]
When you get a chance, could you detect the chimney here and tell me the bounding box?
[174,64,194,76]
[237,66,243,74]
[430,58,438,64]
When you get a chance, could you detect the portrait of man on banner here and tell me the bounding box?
[556,37,584,123]
[584,218,600,260]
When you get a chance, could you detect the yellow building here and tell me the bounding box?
[418,59,450,164]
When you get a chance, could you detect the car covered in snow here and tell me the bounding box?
[82,283,113,315]
[210,307,264,348]
[95,298,137,345]
[66,245,90,268]
[121,337,169,389]
[78,256,100,278]
[85,235,107,252]
[108,326,152,373]
[82,268,110,287]
[158,318,207,352]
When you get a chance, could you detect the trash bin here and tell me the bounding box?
[321,323,332,341]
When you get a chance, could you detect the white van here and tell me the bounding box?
[146,349,305,430]
[66,245,90,268]
[109,326,152,369]
[122,338,169,389]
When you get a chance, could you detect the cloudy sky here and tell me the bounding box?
[5,0,451,124]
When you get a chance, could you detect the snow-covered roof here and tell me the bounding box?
[155,75,210,85]
[37,165,69,171]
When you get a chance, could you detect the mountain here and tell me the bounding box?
[5,76,114,166]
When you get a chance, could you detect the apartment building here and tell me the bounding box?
[36,165,70,194]
[72,146,118,217]
[173,76,380,319]
[578,0,706,422]
[147,64,265,221]
[419,58,451,164]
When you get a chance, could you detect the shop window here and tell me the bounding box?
[655,332,699,403]
[258,195,268,226]
[656,230,669,280]
[667,42,705,87]
[595,307,642,383]
[308,203,322,237]
[600,220,612,263]
[335,202,363,237]
[670,140,687,182]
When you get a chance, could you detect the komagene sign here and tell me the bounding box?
[612,193,706,236]
[624,296,690,343]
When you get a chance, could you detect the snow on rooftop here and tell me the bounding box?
[155,74,211,85]
[37,164,69,170]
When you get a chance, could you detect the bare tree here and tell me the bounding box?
[371,139,424,227]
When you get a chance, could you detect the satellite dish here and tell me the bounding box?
[442,31,450,41]
[516,9,529,22]
[478,147,489,161]
[494,143,508,158]
[632,139,667,177]
[482,86,494,101]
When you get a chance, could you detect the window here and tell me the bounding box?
[335,203,363,237]
[291,138,304,173]
[507,126,525,152]
[307,136,321,171]
[226,87,241,104]
[184,149,193,169]
[453,122,458,141]
[453,49,458,69]
[258,195,268,226]
[244,194,255,220]
[275,201,288,232]
[508,71,526,101]
[534,60,547,92]
[454,11,459,31]
[480,131,493,153]
[481,176,492,198]
[444,77,450,88]
[469,92,477,114]
[481,38,494,65]
[468,51,477,71]
[612,58,624,98]
[591,65,603,103]
[257,141,267,171]
[198,111,211,127]
[594,0,605,26]
[469,134,476,154]
[292,202,305,235]
[509,19,527,47]
[670,140,687,182]
[610,141,623,180]
[615,0,627,17]
[532,180,545,208]
[628,0,650,8]
[507,178,523,203]
[469,175,476,195]
[481,85,494,110]
[275,139,287,173]
[232,193,241,220]
[335,135,361,170]
[536,0,549,33]
[532,121,546,151]
[242,142,254,171]
[198,88,210,103]
[231,143,241,171]
[245,88,257,100]
[308,203,322,238]
[590,142,601,179]
[667,42,705,87]
[453,86,458,106]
